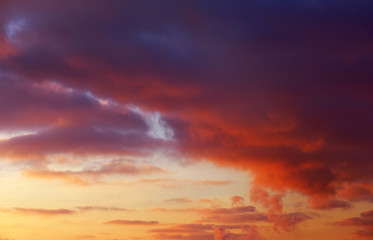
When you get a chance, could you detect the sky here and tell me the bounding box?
[0,0,373,239]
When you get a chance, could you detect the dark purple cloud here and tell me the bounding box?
[0,0,372,210]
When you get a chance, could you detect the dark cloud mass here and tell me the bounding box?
[0,0,372,213]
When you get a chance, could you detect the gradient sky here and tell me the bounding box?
[0,1,373,240]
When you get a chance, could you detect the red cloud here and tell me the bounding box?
[308,197,351,210]
[231,196,244,207]
[250,187,283,213]
[268,213,311,231]
[338,184,373,202]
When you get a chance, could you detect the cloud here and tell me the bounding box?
[0,0,372,215]
[149,208,196,213]
[198,198,222,208]
[200,213,269,225]
[192,180,232,186]
[250,187,283,213]
[0,78,175,165]
[149,224,244,240]
[164,198,192,204]
[150,205,269,226]
[268,213,311,231]
[150,205,256,216]
[337,184,373,202]
[150,205,311,231]
[334,210,373,238]
[3,207,76,216]
[0,1,372,240]
[0,205,128,217]
[104,220,159,225]
[76,206,131,212]
[361,210,373,218]
[308,197,352,210]
[149,224,217,233]
[5,18,27,42]
[75,235,96,240]
[213,225,266,240]
[197,206,256,216]
[152,233,212,240]
[231,196,244,207]
[119,178,232,189]
[129,106,174,141]
[23,159,167,185]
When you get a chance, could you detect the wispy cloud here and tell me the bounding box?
[2,207,76,216]
[334,210,373,237]
[23,159,167,185]
[164,198,192,204]
[104,220,159,225]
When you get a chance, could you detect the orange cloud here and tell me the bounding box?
[75,235,96,240]
[149,224,245,240]
[104,220,159,225]
[250,187,283,213]
[76,206,132,212]
[307,197,351,210]
[164,198,192,204]
[213,225,266,240]
[334,210,373,238]
[23,159,167,185]
[338,184,373,202]
[231,196,244,207]
[7,207,76,216]
[0,3,373,240]
[192,180,232,186]
[198,198,222,208]
[150,204,311,231]
[268,213,311,231]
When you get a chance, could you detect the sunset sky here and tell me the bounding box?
[1,1,373,240]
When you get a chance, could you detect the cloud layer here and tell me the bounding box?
[0,1,372,239]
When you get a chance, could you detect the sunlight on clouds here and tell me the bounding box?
[0,130,37,141]
[0,1,372,240]
[128,105,174,141]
